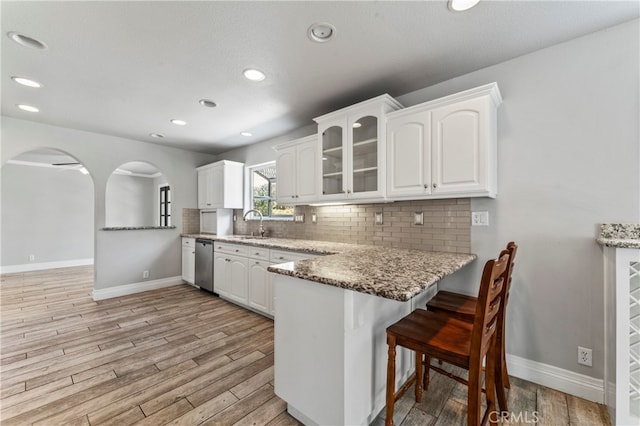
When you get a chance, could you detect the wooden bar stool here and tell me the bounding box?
[385,253,510,426]
[426,242,517,412]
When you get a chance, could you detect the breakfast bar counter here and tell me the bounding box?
[262,240,474,426]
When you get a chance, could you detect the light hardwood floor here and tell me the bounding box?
[1,266,610,425]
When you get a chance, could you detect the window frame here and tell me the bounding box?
[159,183,171,226]
[245,161,293,221]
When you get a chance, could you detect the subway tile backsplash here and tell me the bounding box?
[234,199,471,253]
[182,208,200,234]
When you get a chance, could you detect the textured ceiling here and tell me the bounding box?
[2,1,638,154]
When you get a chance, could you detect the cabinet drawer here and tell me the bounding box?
[246,247,270,260]
[269,249,316,263]
[214,242,248,256]
[182,238,196,247]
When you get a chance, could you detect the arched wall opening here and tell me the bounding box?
[1,148,95,273]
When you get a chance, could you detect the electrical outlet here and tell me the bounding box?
[28,254,35,262]
[471,211,489,226]
[578,346,592,367]
[143,270,149,279]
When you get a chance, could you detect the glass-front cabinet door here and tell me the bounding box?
[321,125,344,196]
[350,115,378,195]
[314,94,402,202]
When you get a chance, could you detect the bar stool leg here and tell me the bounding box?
[385,335,397,426]
[415,351,423,402]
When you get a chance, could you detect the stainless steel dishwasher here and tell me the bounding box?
[195,239,214,293]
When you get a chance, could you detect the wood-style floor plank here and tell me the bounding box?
[1,266,611,426]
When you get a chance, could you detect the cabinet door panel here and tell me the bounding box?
[248,261,270,313]
[276,148,296,202]
[181,246,195,284]
[209,166,225,207]
[386,112,430,197]
[228,255,248,303]
[296,141,318,200]
[321,124,345,197]
[213,253,230,295]
[431,98,486,194]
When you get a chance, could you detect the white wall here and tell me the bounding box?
[214,19,640,383]
[1,163,94,266]
[0,117,216,289]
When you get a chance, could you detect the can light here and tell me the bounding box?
[17,104,39,112]
[170,119,187,126]
[243,68,266,82]
[448,0,480,12]
[12,76,42,88]
[240,131,252,137]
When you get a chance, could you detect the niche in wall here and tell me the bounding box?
[105,161,171,228]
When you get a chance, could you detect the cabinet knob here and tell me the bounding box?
[433,183,437,188]
[255,261,260,264]
[235,249,239,252]
[255,252,260,255]
[192,251,195,254]
[207,203,212,206]
[278,256,284,259]
[424,184,428,189]
[291,196,295,199]
[226,258,231,262]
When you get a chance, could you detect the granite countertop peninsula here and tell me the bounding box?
[268,245,476,302]
[181,233,476,301]
[596,223,640,249]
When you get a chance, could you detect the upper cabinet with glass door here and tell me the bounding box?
[314,94,402,202]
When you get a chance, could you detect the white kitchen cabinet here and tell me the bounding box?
[248,259,271,314]
[274,135,318,204]
[386,82,502,200]
[181,238,196,285]
[314,94,402,202]
[197,160,244,209]
[213,251,231,297]
[227,253,249,304]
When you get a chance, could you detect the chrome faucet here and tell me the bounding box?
[243,209,265,237]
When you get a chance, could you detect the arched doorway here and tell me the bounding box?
[1,148,95,273]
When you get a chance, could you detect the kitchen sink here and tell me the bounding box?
[233,235,269,240]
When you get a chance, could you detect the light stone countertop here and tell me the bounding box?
[596,223,640,249]
[182,233,476,301]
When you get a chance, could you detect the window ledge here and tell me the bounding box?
[102,226,177,231]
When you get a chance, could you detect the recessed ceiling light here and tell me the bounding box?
[243,68,266,82]
[199,99,217,108]
[448,0,480,12]
[17,104,39,112]
[170,119,187,126]
[7,31,47,49]
[11,76,42,88]
[308,22,336,43]
[150,133,164,138]
[352,122,362,128]
[240,131,252,137]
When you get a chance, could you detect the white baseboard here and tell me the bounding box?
[0,258,94,274]
[92,276,184,301]
[507,353,604,403]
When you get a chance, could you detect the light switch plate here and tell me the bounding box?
[414,212,424,225]
[471,211,489,226]
[311,213,317,223]
[294,214,305,223]
[375,212,383,225]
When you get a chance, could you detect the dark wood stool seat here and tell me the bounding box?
[425,290,477,320]
[385,253,510,426]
